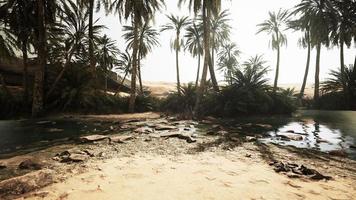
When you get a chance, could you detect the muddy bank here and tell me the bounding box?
[0,113,355,199]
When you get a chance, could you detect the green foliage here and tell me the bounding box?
[161,83,197,114]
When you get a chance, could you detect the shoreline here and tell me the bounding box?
[0,113,355,199]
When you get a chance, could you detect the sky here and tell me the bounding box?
[97,0,355,85]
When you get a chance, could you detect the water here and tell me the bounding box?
[260,110,356,159]
[0,119,114,158]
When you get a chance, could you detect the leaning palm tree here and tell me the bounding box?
[123,22,160,93]
[210,9,231,88]
[178,0,222,115]
[294,0,333,102]
[185,22,203,87]
[161,15,190,95]
[257,9,289,91]
[104,0,164,113]
[217,42,241,85]
[95,34,120,91]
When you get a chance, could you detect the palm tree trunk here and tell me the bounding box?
[138,57,143,94]
[22,39,28,101]
[128,17,139,113]
[32,0,46,117]
[176,31,181,95]
[208,33,219,91]
[314,42,321,103]
[194,3,211,115]
[195,54,201,87]
[105,74,108,92]
[88,0,95,77]
[299,32,311,100]
[273,42,280,91]
[115,71,128,96]
[340,40,348,108]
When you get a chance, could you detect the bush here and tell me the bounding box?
[0,88,26,118]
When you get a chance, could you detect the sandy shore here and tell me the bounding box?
[0,113,354,200]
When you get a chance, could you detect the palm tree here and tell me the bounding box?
[123,22,160,93]
[116,49,132,93]
[232,55,269,90]
[217,42,240,85]
[178,0,222,115]
[77,0,96,76]
[95,34,119,91]
[46,0,104,99]
[294,0,334,102]
[288,17,312,100]
[0,20,17,61]
[105,0,164,113]
[257,9,289,91]
[32,0,46,117]
[329,0,356,102]
[185,22,203,87]
[162,15,190,95]
[210,9,231,89]
[3,0,37,101]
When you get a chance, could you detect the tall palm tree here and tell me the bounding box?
[3,0,37,101]
[123,22,160,93]
[95,34,119,91]
[0,19,17,61]
[105,0,164,113]
[329,0,356,101]
[210,9,231,89]
[288,17,312,100]
[178,0,222,115]
[294,0,333,102]
[77,0,96,76]
[161,15,190,95]
[257,9,289,91]
[32,0,46,117]
[185,22,203,87]
[217,42,240,85]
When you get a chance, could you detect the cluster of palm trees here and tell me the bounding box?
[0,0,355,117]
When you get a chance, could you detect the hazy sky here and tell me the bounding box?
[97,0,355,85]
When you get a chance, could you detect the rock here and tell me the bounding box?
[183,127,191,131]
[120,124,132,130]
[349,145,356,149]
[255,124,273,130]
[47,128,64,133]
[245,136,256,142]
[191,133,198,138]
[66,154,88,162]
[0,169,54,198]
[54,149,92,163]
[316,138,329,143]
[217,130,228,135]
[18,159,44,170]
[155,124,177,131]
[36,121,52,125]
[160,132,196,143]
[134,127,154,134]
[0,163,6,169]
[110,135,134,143]
[328,150,347,157]
[79,135,109,143]
[110,126,114,130]
[278,134,303,141]
[286,130,295,133]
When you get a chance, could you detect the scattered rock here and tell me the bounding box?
[278,134,303,141]
[255,124,273,130]
[54,149,92,163]
[316,138,329,143]
[217,130,228,135]
[18,159,44,170]
[245,136,256,142]
[36,121,52,125]
[120,124,132,130]
[134,127,154,134]
[0,163,6,169]
[110,135,134,143]
[328,150,347,157]
[47,128,64,133]
[286,130,295,133]
[79,135,109,143]
[160,132,196,143]
[0,169,54,198]
[269,161,331,181]
[155,124,177,131]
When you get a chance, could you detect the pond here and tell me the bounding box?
[259,110,356,160]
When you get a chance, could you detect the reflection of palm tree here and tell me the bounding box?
[257,9,289,91]
[162,15,190,95]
